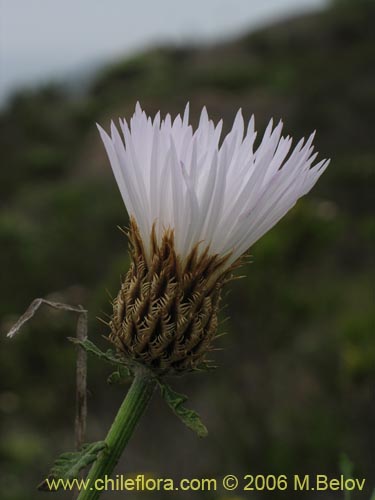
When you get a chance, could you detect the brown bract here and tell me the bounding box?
[109,217,234,375]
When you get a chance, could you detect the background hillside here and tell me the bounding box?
[0,1,374,498]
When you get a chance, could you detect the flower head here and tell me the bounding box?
[98,103,329,374]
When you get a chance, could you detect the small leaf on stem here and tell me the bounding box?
[107,366,132,385]
[68,338,128,368]
[38,441,107,491]
[158,382,208,438]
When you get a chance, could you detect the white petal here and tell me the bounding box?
[98,104,329,267]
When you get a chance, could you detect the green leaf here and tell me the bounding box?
[339,453,353,477]
[339,454,354,500]
[107,366,132,385]
[158,382,208,438]
[68,337,127,367]
[38,441,107,491]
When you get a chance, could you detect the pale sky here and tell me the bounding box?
[0,0,327,104]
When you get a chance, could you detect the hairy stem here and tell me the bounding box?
[77,368,156,500]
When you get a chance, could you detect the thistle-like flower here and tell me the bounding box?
[98,103,329,374]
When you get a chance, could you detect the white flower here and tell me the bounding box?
[99,103,330,372]
[98,103,329,268]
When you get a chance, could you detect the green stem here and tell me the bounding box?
[77,368,156,500]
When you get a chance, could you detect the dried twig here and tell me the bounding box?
[6,298,86,338]
[6,297,88,450]
[75,308,88,450]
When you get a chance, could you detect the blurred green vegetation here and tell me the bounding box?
[0,1,374,499]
